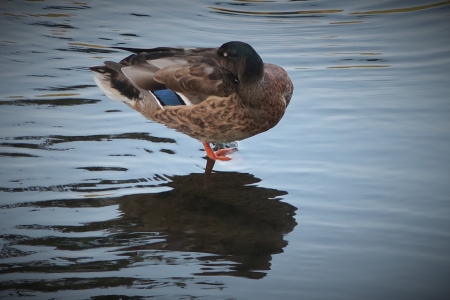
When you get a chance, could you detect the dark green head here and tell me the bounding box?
[217,41,264,83]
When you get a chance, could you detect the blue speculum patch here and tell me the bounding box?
[153,89,185,106]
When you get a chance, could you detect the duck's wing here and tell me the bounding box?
[152,56,238,99]
[91,46,238,106]
[117,55,237,105]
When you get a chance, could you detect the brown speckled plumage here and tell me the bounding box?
[90,41,293,160]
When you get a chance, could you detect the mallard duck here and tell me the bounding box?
[90,41,293,161]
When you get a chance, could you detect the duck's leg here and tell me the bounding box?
[201,141,235,161]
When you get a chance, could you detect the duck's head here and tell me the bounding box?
[217,41,264,84]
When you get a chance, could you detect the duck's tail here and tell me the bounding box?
[90,63,164,116]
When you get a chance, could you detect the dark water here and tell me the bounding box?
[1,0,450,299]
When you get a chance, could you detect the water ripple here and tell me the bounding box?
[209,6,343,16]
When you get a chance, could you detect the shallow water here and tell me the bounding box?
[1,0,450,299]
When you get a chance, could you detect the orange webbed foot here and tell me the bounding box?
[202,141,236,161]
[215,148,237,160]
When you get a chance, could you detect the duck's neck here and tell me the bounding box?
[238,64,265,108]
[242,54,264,83]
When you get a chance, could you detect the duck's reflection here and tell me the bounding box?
[117,169,297,279]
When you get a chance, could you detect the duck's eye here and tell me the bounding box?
[223,52,228,57]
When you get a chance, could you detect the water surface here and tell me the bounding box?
[1,0,450,299]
